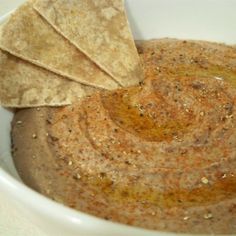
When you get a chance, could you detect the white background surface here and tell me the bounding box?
[0,2,46,236]
[0,0,24,16]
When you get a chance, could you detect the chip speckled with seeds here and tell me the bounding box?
[34,0,144,87]
[0,50,87,108]
[0,0,119,90]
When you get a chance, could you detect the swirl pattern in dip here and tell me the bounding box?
[12,39,236,233]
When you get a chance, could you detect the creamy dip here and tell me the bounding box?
[12,39,236,233]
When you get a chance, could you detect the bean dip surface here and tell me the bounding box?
[12,39,236,233]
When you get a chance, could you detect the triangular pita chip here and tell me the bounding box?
[34,0,143,87]
[0,1,119,90]
[0,50,94,108]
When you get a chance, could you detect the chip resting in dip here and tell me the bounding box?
[1,0,236,234]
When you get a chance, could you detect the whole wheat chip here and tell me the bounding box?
[34,0,143,87]
[0,1,119,90]
[0,50,93,108]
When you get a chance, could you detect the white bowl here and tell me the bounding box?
[0,0,236,235]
